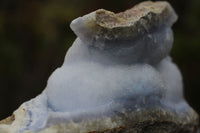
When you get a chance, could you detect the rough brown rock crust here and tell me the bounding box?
[70,1,178,46]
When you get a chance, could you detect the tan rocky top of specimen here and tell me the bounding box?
[70,1,178,45]
[95,1,177,29]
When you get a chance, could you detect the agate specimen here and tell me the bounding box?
[0,1,199,133]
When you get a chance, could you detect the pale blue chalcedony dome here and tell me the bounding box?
[1,1,198,133]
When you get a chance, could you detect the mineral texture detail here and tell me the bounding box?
[71,1,177,46]
[70,1,177,65]
[0,1,199,133]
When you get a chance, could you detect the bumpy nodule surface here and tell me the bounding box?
[46,42,165,112]
[0,1,198,133]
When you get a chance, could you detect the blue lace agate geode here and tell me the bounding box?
[0,1,199,133]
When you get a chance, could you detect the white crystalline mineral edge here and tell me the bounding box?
[0,1,198,133]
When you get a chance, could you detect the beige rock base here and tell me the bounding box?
[0,107,198,133]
